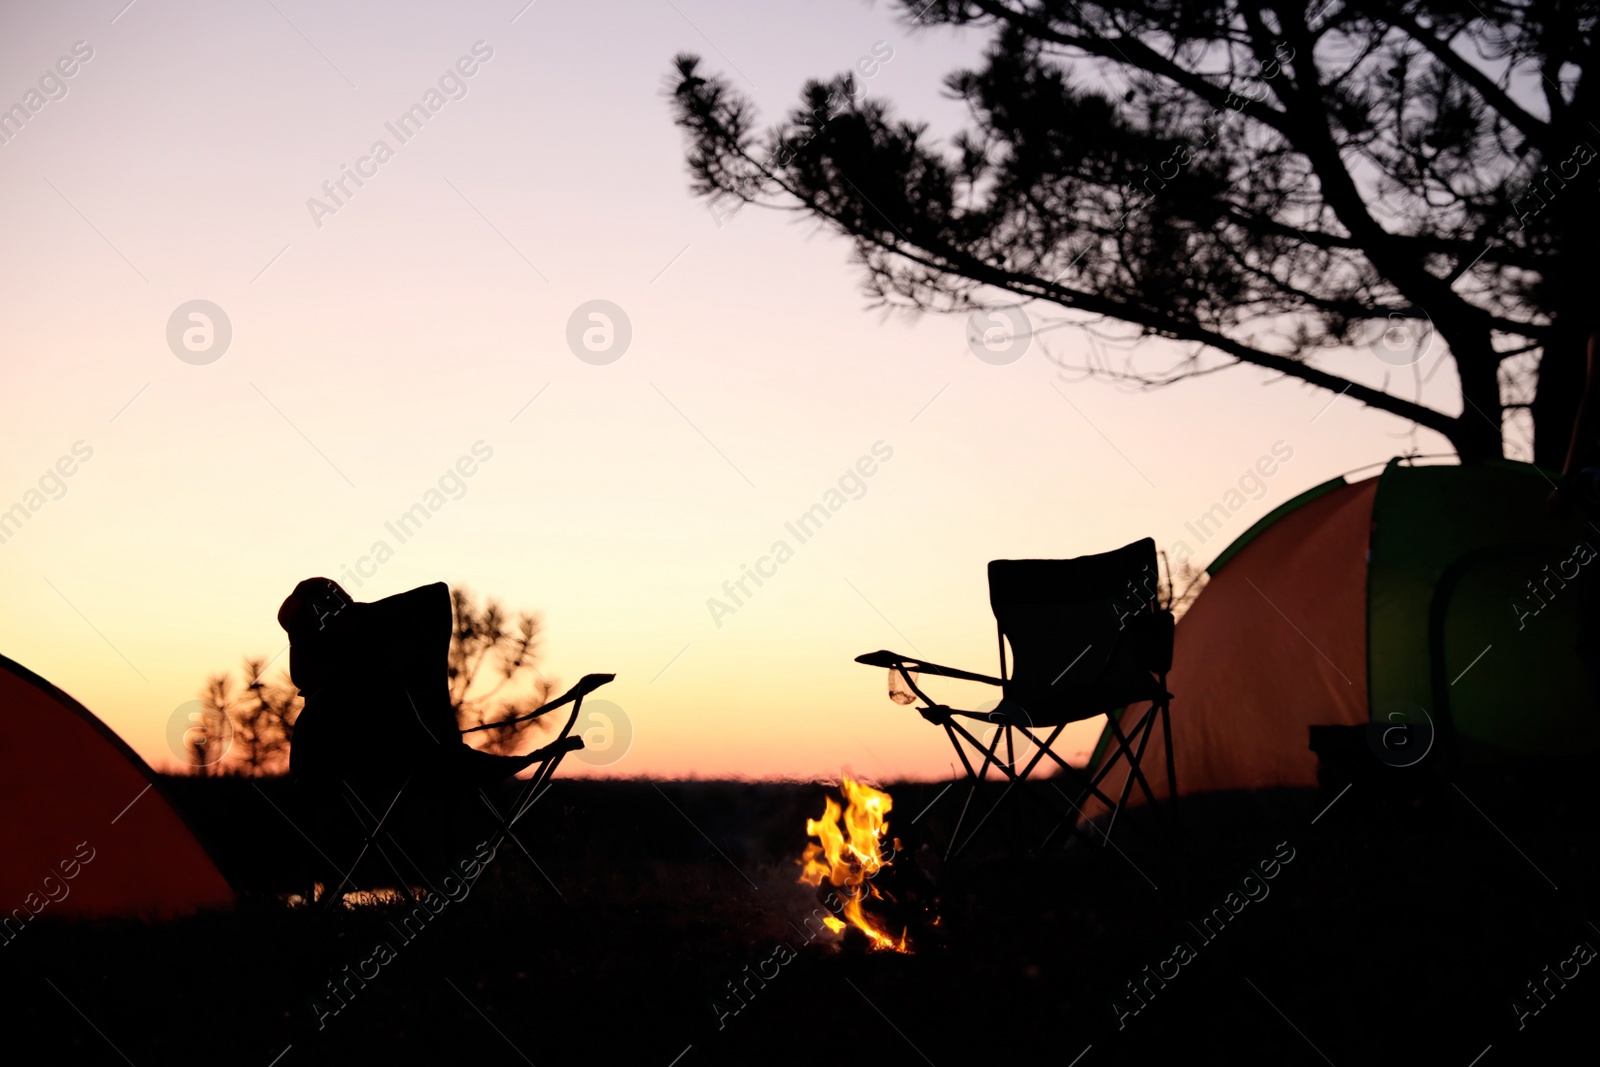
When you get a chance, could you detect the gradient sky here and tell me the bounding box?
[0,0,1471,780]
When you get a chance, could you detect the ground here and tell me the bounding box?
[3,766,1597,1065]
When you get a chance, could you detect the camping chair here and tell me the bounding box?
[279,579,612,908]
[323,672,614,910]
[854,537,1176,859]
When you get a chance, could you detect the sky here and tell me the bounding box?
[0,0,1469,781]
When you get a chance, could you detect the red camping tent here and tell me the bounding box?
[0,654,234,923]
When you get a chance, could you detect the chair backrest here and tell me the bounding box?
[987,538,1171,726]
[361,583,460,746]
[287,582,462,786]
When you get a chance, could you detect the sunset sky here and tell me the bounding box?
[0,0,1468,780]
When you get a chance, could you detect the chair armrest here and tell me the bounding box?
[459,673,615,735]
[854,650,1002,686]
[543,673,616,711]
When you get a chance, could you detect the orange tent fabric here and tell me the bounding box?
[1088,479,1375,813]
[0,655,234,922]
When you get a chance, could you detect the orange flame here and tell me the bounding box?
[799,776,912,953]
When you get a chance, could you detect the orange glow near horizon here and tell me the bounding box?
[1,2,1450,781]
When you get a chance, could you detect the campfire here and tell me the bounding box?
[799,776,934,954]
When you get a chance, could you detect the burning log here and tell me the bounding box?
[798,777,940,954]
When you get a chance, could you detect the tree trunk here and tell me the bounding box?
[1531,110,1600,470]
[1453,354,1505,463]
[1531,317,1589,471]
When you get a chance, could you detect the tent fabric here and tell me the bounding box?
[1203,476,1352,576]
[1084,460,1600,815]
[1366,461,1600,761]
[0,654,234,919]
[1086,478,1376,815]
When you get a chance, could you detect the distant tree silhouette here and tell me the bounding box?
[445,586,556,755]
[183,697,235,778]
[670,2,1597,463]
[200,657,300,776]
[198,586,555,774]
[1159,548,1207,619]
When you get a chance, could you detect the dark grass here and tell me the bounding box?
[4,766,1598,1065]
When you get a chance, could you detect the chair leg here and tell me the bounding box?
[1106,709,1162,811]
[1102,716,1153,844]
[296,779,366,909]
[946,780,981,862]
[322,777,411,911]
[341,783,447,903]
[939,720,983,858]
[948,722,1078,860]
[471,740,582,891]
[1019,714,1169,855]
[970,739,1113,857]
[1017,723,1126,814]
[1012,723,1066,781]
[947,777,1019,861]
[1036,779,1119,851]
[476,787,557,884]
[932,706,1177,865]
[942,721,978,777]
[996,723,1090,851]
[943,720,1006,860]
[507,743,573,828]
[1160,693,1179,841]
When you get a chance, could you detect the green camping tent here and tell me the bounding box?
[1090,458,1600,808]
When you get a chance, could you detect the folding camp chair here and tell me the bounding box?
[278,578,612,907]
[854,537,1176,859]
[321,672,614,909]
